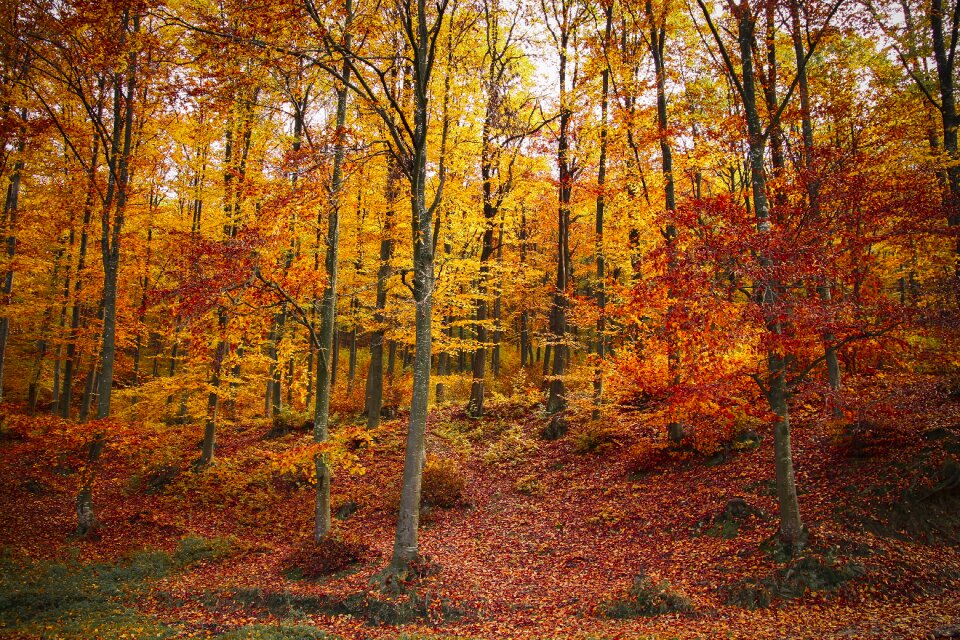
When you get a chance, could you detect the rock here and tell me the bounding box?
[929,625,960,639]
[23,478,50,495]
[380,404,399,419]
[667,421,691,444]
[733,429,762,450]
[335,500,359,520]
[541,413,568,440]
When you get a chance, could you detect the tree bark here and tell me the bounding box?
[0,143,23,402]
[593,3,612,418]
[736,4,805,550]
[364,164,396,430]
[314,13,352,540]
[546,17,574,417]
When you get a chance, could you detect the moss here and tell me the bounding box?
[723,551,865,609]
[0,551,176,639]
[0,536,234,638]
[601,572,693,618]
[215,625,335,639]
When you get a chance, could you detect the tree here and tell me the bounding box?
[695,0,843,551]
[541,0,588,435]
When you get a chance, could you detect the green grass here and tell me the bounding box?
[0,536,233,639]
[214,624,334,639]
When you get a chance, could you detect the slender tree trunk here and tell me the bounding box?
[314,20,352,539]
[387,0,444,574]
[364,164,396,430]
[348,306,358,392]
[96,16,138,422]
[77,11,139,536]
[737,5,804,550]
[790,0,840,414]
[0,145,23,402]
[593,3,612,419]
[199,311,227,467]
[545,28,573,420]
[519,207,531,369]
[648,0,682,441]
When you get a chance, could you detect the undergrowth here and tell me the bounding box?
[600,571,693,618]
[0,535,232,639]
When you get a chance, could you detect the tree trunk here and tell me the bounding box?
[593,3,612,418]
[546,18,574,418]
[348,307,358,392]
[0,148,23,402]
[790,0,841,415]
[77,9,139,536]
[199,311,227,467]
[314,22,352,539]
[736,4,805,550]
[648,0,682,440]
[931,0,960,279]
[364,163,396,430]
[387,0,444,574]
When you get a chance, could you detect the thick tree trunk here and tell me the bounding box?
[931,0,960,276]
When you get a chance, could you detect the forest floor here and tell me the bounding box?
[2,374,960,640]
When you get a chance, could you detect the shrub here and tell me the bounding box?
[266,409,311,438]
[127,462,182,495]
[832,419,909,459]
[601,572,693,618]
[700,498,766,539]
[483,426,538,465]
[173,535,233,567]
[514,474,544,496]
[573,420,628,454]
[421,458,465,508]
[283,536,369,579]
[625,443,679,477]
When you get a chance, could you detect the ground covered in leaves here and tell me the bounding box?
[2,374,960,639]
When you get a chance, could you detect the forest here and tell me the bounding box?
[0,0,959,637]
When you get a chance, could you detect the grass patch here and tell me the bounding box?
[723,551,865,609]
[224,587,464,627]
[214,625,334,639]
[0,535,232,639]
[173,534,234,566]
[0,550,174,639]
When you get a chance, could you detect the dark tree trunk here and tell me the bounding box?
[592,3,613,418]
[365,162,396,429]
